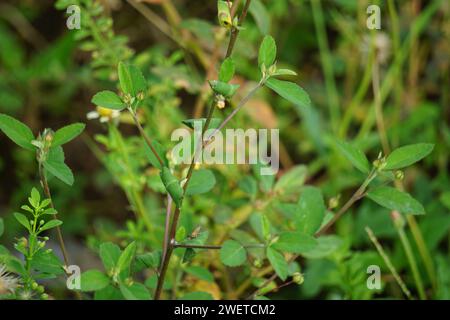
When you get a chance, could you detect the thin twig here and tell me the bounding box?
[154,1,255,299]
[160,195,173,273]
[129,108,164,167]
[38,164,69,267]
[38,163,82,300]
[204,82,264,145]
[365,227,413,300]
[225,0,252,58]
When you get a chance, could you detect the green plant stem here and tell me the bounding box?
[225,0,252,58]
[395,220,427,300]
[316,169,377,237]
[38,163,69,267]
[154,1,255,299]
[405,214,437,291]
[128,107,164,168]
[38,163,82,300]
[204,81,264,144]
[311,0,340,133]
[155,81,264,299]
[154,102,215,300]
[365,226,413,300]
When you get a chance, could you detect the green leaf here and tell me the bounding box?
[266,247,288,280]
[208,80,239,98]
[119,282,151,300]
[178,291,213,300]
[116,241,137,274]
[266,78,311,109]
[13,212,31,232]
[220,240,247,267]
[80,270,110,292]
[274,165,307,195]
[185,169,216,196]
[0,113,34,150]
[295,186,326,235]
[40,198,51,208]
[99,242,121,272]
[136,251,161,269]
[0,218,4,237]
[272,231,317,254]
[261,214,271,240]
[272,69,297,77]
[52,123,85,147]
[42,208,57,215]
[31,250,64,276]
[94,285,123,300]
[180,231,209,264]
[38,219,63,233]
[302,235,342,259]
[175,226,186,242]
[43,148,74,186]
[335,139,370,173]
[367,186,425,215]
[30,187,41,207]
[185,266,214,283]
[258,35,276,68]
[218,57,235,82]
[249,0,271,34]
[91,90,126,110]
[118,62,147,97]
[238,176,258,197]
[160,167,183,207]
[384,143,434,170]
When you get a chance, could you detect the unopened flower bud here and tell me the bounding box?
[125,277,134,286]
[293,272,304,285]
[328,195,340,210]
[137,91,145,101]
[253,259,263,268]
[394,170,404,180]
[123,93,133,105]
[373,157,386,170]
[215,95,226,109]
[268,64,277,75]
